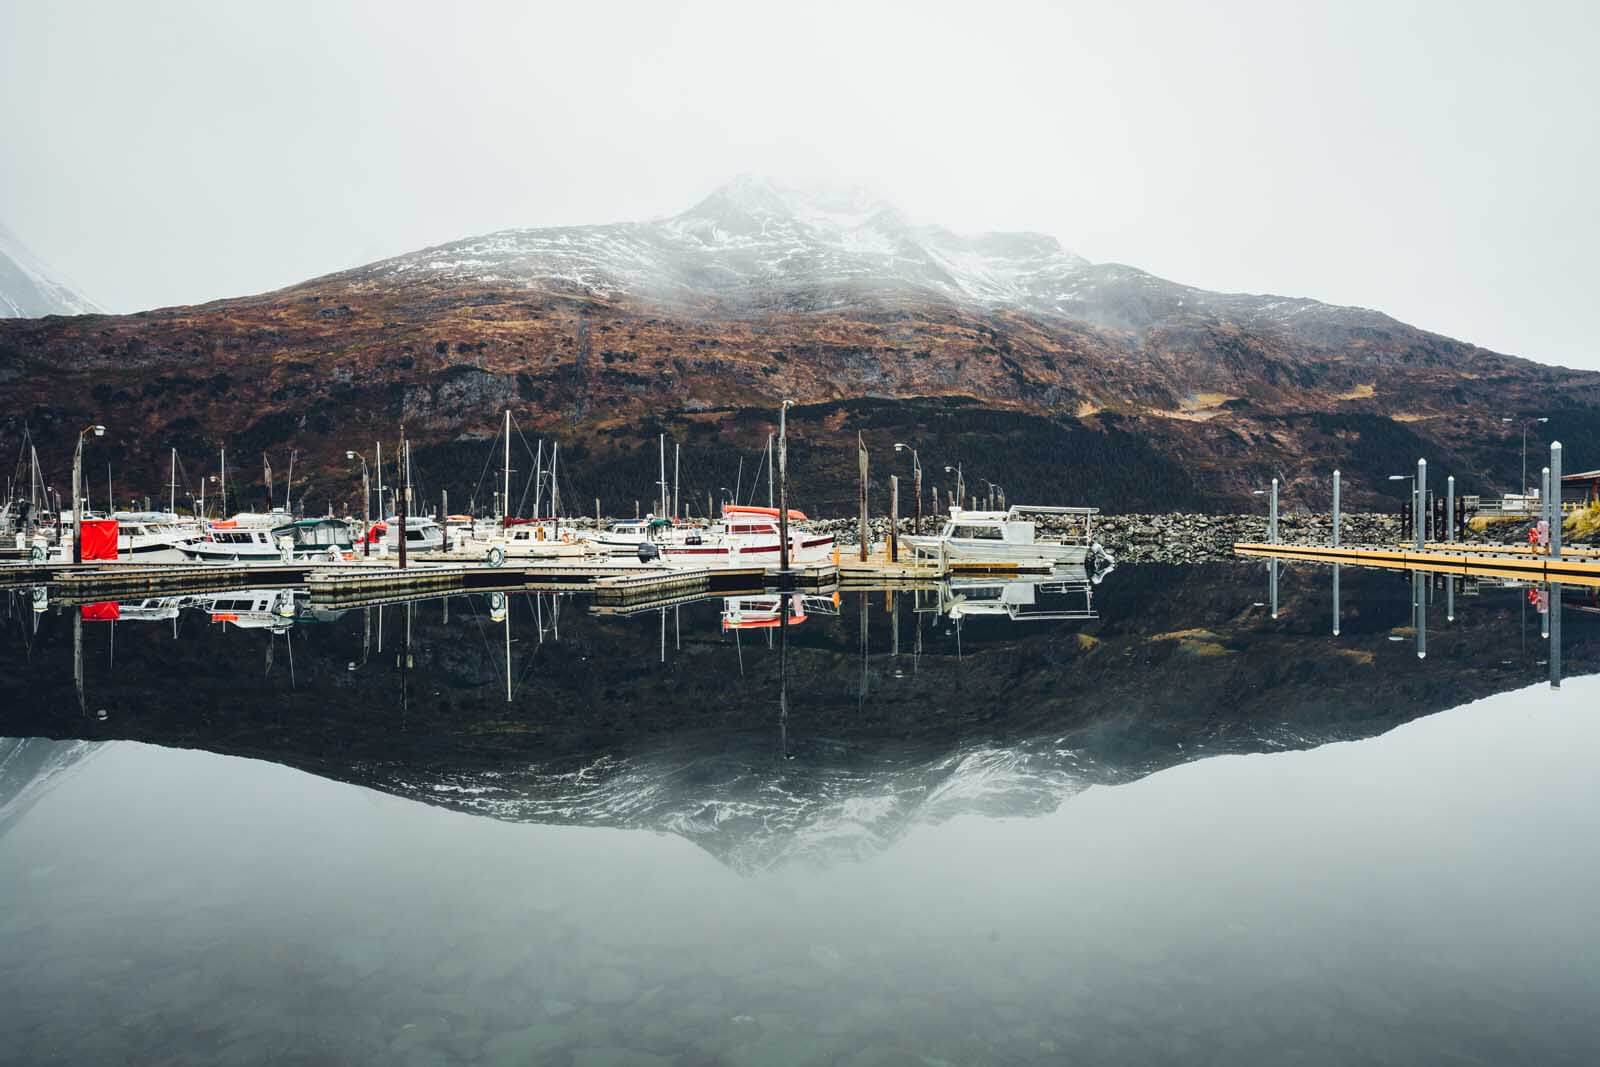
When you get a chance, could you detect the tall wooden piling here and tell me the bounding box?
[889,475,899,563]
[857,433,868,563]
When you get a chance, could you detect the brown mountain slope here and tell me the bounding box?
[2,180,1596,515]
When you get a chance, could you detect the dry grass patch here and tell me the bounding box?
[1566,505,1600,542]
[1152,628,1222,641]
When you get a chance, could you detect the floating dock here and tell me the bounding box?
[1234,541,1600,588]
[0,541,1065,607]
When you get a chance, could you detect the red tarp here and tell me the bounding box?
[80,601,121,621]
[80,519,119,561]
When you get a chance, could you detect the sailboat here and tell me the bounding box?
[461,411,588,561]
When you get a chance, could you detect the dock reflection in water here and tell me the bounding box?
[3,564,1599,1065]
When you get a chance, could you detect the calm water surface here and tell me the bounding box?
[2,564,1598,1065]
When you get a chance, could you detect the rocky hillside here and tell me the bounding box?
[2,178,1597,515]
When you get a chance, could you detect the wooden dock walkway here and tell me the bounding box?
[1234,542,1600,588]
[2,545,1008,606]
[833,545,1048,585]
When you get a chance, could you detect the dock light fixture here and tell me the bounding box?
[895,443,923,534]
[70,424,107,564]
[1502,416,1549,501]
[1391,465,1426,547]
[942,464,964,512]
[1251,478,1279,543]
[347,450,371,557]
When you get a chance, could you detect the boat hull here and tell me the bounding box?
[660,535,835,566]
[900,536,1088,565]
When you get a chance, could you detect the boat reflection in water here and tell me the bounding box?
[3,563,1600,1064]
[5,562,1593,874]
[921,566,1105,624]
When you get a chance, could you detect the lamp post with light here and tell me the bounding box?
[894,443,921,534]
[943,464,964,513]
[347,450,371,557]
[71,423,106,564]
[1501,416,1549,503]
[1251,478,1279,543]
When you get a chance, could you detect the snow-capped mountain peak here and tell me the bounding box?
[342,176,1095,313]
[0,222,102,318]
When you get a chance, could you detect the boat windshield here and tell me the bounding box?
[948,524,1004,540]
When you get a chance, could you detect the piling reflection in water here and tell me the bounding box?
[3,563,1594,874]
[5,564,1600,1066]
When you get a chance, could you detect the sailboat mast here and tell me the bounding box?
[220,448,226,517]
[551,443,560,520]
[673,443,680,521]
[502,409,511,525]
[767,433,774,509]
[169,448,176,514]
[658,433,666,517]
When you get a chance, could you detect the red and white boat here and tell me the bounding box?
[658,505,834,566]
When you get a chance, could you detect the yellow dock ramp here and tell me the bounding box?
[1233,542,1600,588]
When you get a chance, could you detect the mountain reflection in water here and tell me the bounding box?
[2,564,1594,872]
[4,563,1600,1066]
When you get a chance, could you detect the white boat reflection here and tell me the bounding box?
[917,567,1105,624]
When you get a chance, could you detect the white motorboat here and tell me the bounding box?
[376,515,444,554]
[657,506,834,566]
[589,518,660,554]
[182,515,354,563]
[110,511,203,561]
[467,519,588,562]
[901,506,1102,566]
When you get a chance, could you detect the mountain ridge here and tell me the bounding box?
[1,177,1597,514]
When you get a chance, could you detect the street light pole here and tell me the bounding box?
[943,465,963,515]
[1502,416,1549,501]
[71,424,105,564]
[347,451,370,557]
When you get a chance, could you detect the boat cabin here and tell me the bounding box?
[271,517,352,550]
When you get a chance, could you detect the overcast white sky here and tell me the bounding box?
[2,0,1596,368]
